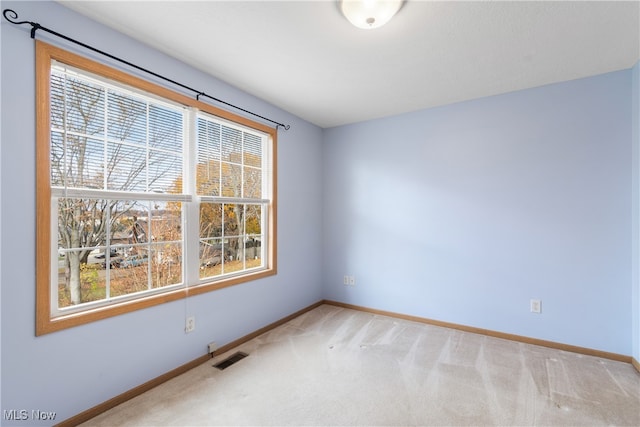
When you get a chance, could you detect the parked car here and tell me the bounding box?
[95,249,118,259]
[200,255,222,269]
[101,256,123,269]
[120,254,148,268]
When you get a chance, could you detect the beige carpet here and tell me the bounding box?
[82,305,640,426]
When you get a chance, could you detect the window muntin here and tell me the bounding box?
[37,42,277,334]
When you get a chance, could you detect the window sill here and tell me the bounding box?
[37,267,276,336]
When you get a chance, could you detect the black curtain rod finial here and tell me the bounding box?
[2,8,291,131]
[2,9,39,38]
[3,8,25,25]
[4,9,25,26]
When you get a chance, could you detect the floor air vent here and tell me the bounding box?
[213,352,248,370]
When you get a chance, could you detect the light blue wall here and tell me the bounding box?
[1,0,638,422]
[0,1,323,423]
[633,60,639,363]
[323,69,633,355]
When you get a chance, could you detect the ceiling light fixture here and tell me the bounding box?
[339,0,404,30]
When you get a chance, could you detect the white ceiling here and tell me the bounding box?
[58,1,640,129]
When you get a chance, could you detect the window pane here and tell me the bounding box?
[151,201,183,241]
[224,237,243,273]
[109,250,150,298]
[246,204,262,236]
[50,73,66,130]
[149,105,183,152]
[197,160,220,196]
[106,142,147,192]
[57,198,111,251]
[149,150,182,194]
[50,129,106,190]
[245,205,264,269]
[221,162,241,197]
[129,204,150,244]
[107,90,146,145]
[245,237,262,265]
[199,237,223,279]
[221,125,242,163]
[51,131,65,186]
[197,118,222,196]
[66,135,104,189]
[150,243,182,288]
[200,203,223,238]
[224,204,241,236]
[243,166,262,198]
[243,132,262,168]
[57,250,106,308]
[197,118,221,159]
[51,73,105,138]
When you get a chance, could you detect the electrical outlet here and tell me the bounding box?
[530,299,541,314]
[343,275,349,285]
[185,316,196,333]
[208,342,217,354]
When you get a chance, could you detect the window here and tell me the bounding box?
[36,41,277,335]
[196,114,271,280]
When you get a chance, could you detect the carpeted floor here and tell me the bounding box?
[82,304,640,426]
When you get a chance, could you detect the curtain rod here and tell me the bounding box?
[2,9,291,131]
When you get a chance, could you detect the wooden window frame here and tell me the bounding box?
[36,41,277,335]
